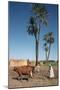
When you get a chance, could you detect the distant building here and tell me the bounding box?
[9,59,28,67]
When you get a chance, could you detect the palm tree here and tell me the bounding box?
[32,4,48,65]
[27,4,48,66]
[47,32,54,60]
[27,16,39,66]
[44,32,54,61]
[44,43,48,61]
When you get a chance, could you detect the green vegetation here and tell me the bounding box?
[31,60,58,66]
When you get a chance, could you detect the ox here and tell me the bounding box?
[13,66,34,79]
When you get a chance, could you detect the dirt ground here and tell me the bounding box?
[8,65,58,89]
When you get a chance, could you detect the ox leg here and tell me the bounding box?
[30,71,32,78]
[18,76,21,80]
[21,74,23,80]
[17,74,22,80]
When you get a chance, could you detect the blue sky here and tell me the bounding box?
[9,2,58,61]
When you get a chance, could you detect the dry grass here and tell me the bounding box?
[8,65,58,89]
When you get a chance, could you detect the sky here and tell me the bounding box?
[9,1,58,61]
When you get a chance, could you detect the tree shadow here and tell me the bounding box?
[12,76,29,81]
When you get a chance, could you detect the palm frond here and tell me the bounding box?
[27,16,38,38]
[44,32,54,44]
[32,4,48,26]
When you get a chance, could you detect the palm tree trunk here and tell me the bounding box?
[35,39,38,66]
[46,51,48,61]
[47,44,51,61]
[35,23,40,66]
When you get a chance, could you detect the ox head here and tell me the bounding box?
[13,67,17,71]
[32,66,35,73]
